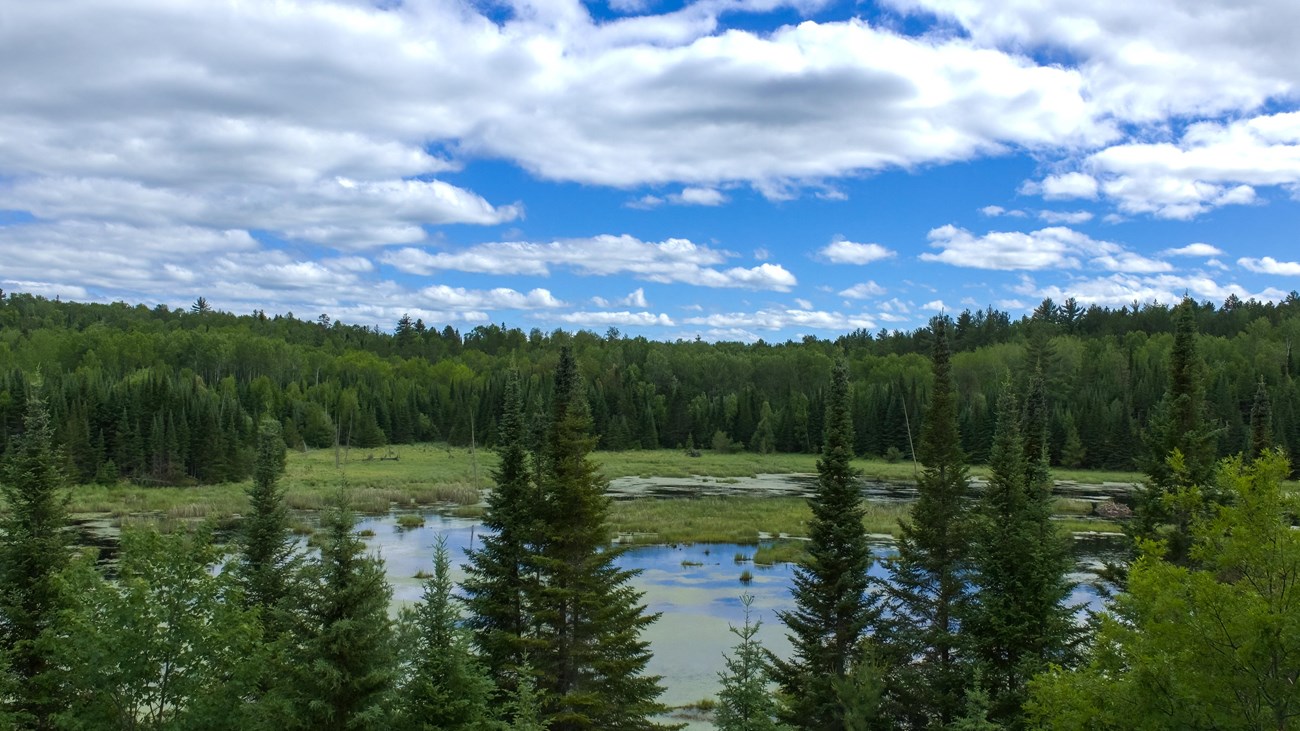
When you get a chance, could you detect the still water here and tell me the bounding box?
[358,509,1119,729]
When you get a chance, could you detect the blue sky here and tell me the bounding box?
[2,0,1300,340]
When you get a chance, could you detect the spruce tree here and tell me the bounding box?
[529,347,670,730]
[464,371,535,691]
[1248,377,1273,460]
[238,418,298,638]
[770,359,879,730]
[882,316,971,729]
[965,381,1074,729]
[1133,298,1220,565]
[0,398,71,728]
[395,536,496,731]
[716,596,788,731]
[294,496,396,731]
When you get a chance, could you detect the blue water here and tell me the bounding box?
[352,510,1112,723]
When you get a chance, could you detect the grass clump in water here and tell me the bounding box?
[396,514,426,529]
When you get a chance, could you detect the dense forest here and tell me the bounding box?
[2,289,1299,485]
[2,306,1296,730]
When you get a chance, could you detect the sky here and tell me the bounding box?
[2,0,1300,341]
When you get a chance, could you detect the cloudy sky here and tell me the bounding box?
[3,0,1300,340]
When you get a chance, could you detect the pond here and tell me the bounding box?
[362,509,1121,730]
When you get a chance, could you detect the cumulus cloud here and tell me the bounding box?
[820,240,895,265]
[1017,273,1288,307]
[981,205,1027,217]
[1037,210,1094,224]
[921,225,1171,273]
[1163,243,1225,257]
[1239,256,1300,275]
[382,235,797,290]
[839,281,886,298]
[1020,113,1300,219]
[882,0,1300,123]
[1021,172,1099,200]
[552,311,675,327]
[683,308,876,331]
[419,285,565,310]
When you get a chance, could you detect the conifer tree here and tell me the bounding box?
[716,595,788,731]
[504,665,547,731]
[238,418,298,637]
[529,347,670,730]
[883,316,971,729]
[1133,298,1220,565]
[294,496,396,731]
[464,371,535,690]
[395,536,496,731]
[770,359,878,730]
[965,381,1074,729]
[0,398,71,728]
[1249,377,1273,460]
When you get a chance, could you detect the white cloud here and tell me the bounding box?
[839,281,886,298]
[382,235,797,290]
[419,285,565,310]
[921,299,948,311]
[1239,256,1300,275]
[1017,273,1288,307]
[683,308,876,331]
[552,311,676,327]
[1021,172,1099,200]
[1037,210,1094,224]
[1163,243,1225,257]
[622,287,650,307]
[981,205,1027,217]
[921,224,1170,273]
[820,240,895,265]
[628,186,728,208]
[882,0,1300,123]
[794,298,814,310]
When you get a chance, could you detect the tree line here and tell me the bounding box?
[3,290,1300,487]
[2,301,1298,729]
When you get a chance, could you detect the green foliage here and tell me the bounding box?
[46,527,262,730]
[0,398,71,726]
[237,418,299,637]
[465,371,535,691]
[503,664,547,731]
[293,496,396,730]
[527,348,671,730]
[882,317,972,729]
[963,384,1075,730]
[1133,298,1222,565]
[394,536,497,731]
[1029,452,1300,730]
[771,359,880,730]
[1248,377,1272,459]
[715,596,788,731]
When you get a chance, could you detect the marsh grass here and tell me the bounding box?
[396,514,426,529]
[753,540,808,566]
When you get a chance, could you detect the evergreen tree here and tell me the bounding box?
[1248,377,1273,460]
[771,359,879,730]
[465,371,535,691]
[0,398,71,728]
[528,347,670,730]
[964,381,1074,730]
[294,496,396,731]
[238,418,297,637]
[715,595,788,731]
[504,664,547,731]
[395,536,496,731]
[1133,298,1220,565]
[883,316,971,729]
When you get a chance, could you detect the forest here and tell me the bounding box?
[0,292,1298,730]
[2,289,1300,483]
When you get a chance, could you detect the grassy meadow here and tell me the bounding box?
[64,443,1138,540]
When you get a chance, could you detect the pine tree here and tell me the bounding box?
[528,347,670,730]
[294,496,396,731]
[395,536,496,731]
[715,595,788,731]
[0,398,71,728]
[771,359,879,730]
[465,371,535,691]
[504,664,547,731]
[882,316,971,729]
